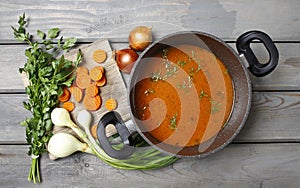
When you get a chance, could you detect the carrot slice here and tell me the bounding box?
[62,101,75,112]
[91,124,98,139]
[93,49,107,63]
[70,86,83,102]
[76,73,91,89]
[90,66,103,81]
[76,66,89,75]
[83,95,102,111]
[105,98,118,111]
[86,84,99,97]
[59,88,71,102]
[99,66,105,73]
[95,76,107,87]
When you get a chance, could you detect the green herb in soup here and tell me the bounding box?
[132,44,234,147]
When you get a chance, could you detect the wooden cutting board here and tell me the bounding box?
[56,39,131,135]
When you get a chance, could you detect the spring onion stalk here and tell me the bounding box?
[51,108,178,169]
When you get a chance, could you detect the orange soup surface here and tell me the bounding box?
[131,45,234,147]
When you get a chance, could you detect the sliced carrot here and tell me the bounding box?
[59,88,71,102]
[70,86,83,102]
[91,124,98,139]
[76,73,91,89]
[93,49,107,63]
[86,84,99,97]
[76,66,89,75]
[95,75,107,87]
[99,66,105,73]
[83,95,102,111]
[62,101,75,112]
[90,66,104,81]
[105,98,118,111]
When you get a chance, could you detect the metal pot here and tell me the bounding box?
[97,30,279,159]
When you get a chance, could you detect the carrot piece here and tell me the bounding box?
[70,86,83,102]
[83,95,102,111]
[93,49,107,63]
[90,66,103,81]
[62,101,75,112]
[76,66,89,75]
[95,75,107,87]
[86,84,99,97]
[105,98,118,111]
[59,88,71,102]
[98,66,105,73]
[76,73,91,89]
[91,124,98,139]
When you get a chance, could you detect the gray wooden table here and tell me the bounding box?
[1,1,300,187]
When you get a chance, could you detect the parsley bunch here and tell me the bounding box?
[12,13,82,183]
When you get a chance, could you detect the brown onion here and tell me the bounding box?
[115,48,139,74]
[129,26,152,51]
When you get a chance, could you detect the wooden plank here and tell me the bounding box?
[1,0,300,42]
[236,92,300,142]
[2,42,300,92]
[1,92,300,143]
[0,94,29,143]
[1,144,300,187]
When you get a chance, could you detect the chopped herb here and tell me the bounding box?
[204,69,211,78]
[209,98,222,113]
[144,89,155,96]
[141,104,149,111]
[177,76,193,92]
[224,68,229,75]
[199,90,208,100]
[189,67,195,77]
[162,48,168,59]
[151,48,178,81]
[163,64,178,80]
[191,50,195,59]
[178,60,187,67]
[169,113,178,130]
[151,71,163,82]
[196,63,202,72]
[217,91,225,98]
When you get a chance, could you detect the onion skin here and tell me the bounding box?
[129,26,152,51]
[115,48,139,74]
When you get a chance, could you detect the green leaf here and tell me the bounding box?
[42,107,50,114]
[18,13,26,26]
[47,28,59,39]
[20,119,28,127]
[45,119,52,131]
[37,30,45,39]
[61,75,75,87]
[23,101,31,111]
[63,37,76,50]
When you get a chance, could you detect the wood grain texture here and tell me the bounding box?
[2,42,300,92]
[236,92,300,142]
[1,1,300,187]
[1,144,300,188]
[1,92,300,143]
[1,0,300,42]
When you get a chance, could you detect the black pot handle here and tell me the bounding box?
[236,30,279,77]
[97,111,135,159]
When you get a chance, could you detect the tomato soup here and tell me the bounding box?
[131,44,234,147]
